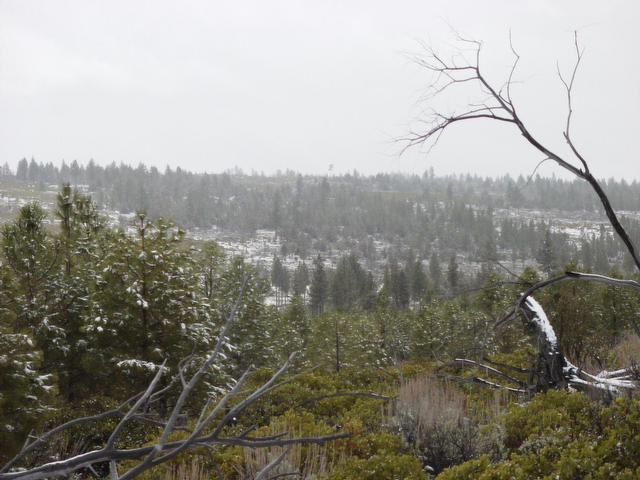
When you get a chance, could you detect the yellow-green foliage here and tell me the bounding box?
[330,451,427,480]
[502,390,597,450]
[484,348,534,385]
[115,366,419,480]
[232,365,396,433]
[238,411,422,479]
[397,361,435,380]
[606,330,640,369]
[437,390,640,480]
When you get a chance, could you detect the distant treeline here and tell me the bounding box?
[5,158,640,271]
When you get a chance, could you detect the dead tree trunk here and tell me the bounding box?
[520,297,569,391]
[404,31,640,396]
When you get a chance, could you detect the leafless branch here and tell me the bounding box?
[440,359,526,387]
[1,286,349,480]
[481,357,530,375]
[493,261,522,280]
[404,31,640,271]
[452,291,639,396]
[254,449,290,480]
[106,360,167,450]
[526,158,553,184]
[0,392,144,474]
[436,374,526,394]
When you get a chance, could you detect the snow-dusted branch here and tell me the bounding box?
[436,374,527,395]
[0,392,144,474]
[519,296,568,391]
[405,32,640,399]
[443,358,526,388]
[443,267,640,396]
[0,285,350,480]
[517,293,637,393]
[507,271,640,339]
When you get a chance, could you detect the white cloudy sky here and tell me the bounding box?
[1,1,638,178]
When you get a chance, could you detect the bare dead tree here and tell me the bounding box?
[404,31,640,395]
[0,285,349,480]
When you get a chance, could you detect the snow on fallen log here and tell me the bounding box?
[520,295,637,394]
[521,296,558,353]
[519,295,568,390]
[595,367,634,379]
[434,292,638,397]
[563,360,637,392]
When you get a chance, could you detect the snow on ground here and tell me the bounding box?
[493,207,610,239]
[1,182,637,282]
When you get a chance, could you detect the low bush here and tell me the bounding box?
[437,390,640,480]
[390,376,507,475]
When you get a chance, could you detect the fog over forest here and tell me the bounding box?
[3,1,640,479]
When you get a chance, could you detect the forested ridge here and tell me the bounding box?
[4,0,640,475]
[4,160,640,280]
[2,179,640,479]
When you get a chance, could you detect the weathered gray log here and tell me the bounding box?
[519,296,569,391]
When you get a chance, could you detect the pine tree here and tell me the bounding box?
[1,161,12,176]
[579,238,593,271]
[218,256,272,372]
[51,184,103,400]
[15,158,28,180]
[397,269,411,309]
[1,203,64,367]
[537,229,556,275]
[447,254,459,295]
[275,295,310,367]
[429,251,442,292]
[84,213,208,393]
[270,255,289,306]
[309,255,328,315]
[197,241,226,300]
[0,325,56,458]
[292,261,310,298]
[411,259,428,303]
[310,312,346,372]
[330,253,369,311]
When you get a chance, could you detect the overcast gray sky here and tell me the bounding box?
[1,1,638,179]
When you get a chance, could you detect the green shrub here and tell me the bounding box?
[330,450,427,480]
[436,390,640,480]
[391,376,507,474]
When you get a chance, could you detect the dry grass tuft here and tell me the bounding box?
[160,458,209,480]
[610,331,640,369]
[239,418,330,479]
[389,376,508,474]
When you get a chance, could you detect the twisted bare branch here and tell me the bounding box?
[404,31,640,271]
[1,286,350,480]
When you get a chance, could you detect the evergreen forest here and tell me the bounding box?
[4,159,640,278]
[2,171,640,479]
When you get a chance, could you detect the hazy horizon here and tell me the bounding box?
[11,157,640,185]
[2,1,639,180]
